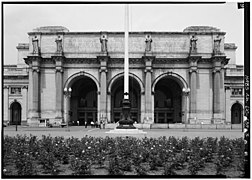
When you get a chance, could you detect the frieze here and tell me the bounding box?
[63,58,99,64]
[153,58,187,64]
[108,58,144,64]
[40,58,55,64]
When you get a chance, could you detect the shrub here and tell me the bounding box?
[163,162,176,175]
[70,156,91,175]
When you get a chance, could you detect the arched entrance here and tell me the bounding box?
[70,77,98,126]
[10,101,21,125]
[154,77,182,123]
[231,102,243,124]
[111,76,141,123]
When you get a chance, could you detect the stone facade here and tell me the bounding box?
[3,26,244,128]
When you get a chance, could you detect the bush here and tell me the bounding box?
[3,135,245,176]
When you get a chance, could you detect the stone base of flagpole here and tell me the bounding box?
[116,98,136,129]
[106,95,147,134]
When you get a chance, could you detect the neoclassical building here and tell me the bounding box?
[3,26,244,128]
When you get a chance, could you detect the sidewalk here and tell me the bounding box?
[3,125,243,139]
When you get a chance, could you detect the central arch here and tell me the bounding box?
[110,75,141,123]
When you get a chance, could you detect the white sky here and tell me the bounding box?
[3,2,244,65]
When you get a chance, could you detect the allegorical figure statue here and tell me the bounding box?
[100,34,108,53]
[145,34,152,52]
[55,35,63,53]
[190,35,198,53]
[214,35,221,54]
[32,36,39,54]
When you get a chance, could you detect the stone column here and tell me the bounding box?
[29,56,41,123]
[27,64,33,120]
[98,55,109,124]
[188,56,200,122]
[53,56,64,122]
[4,86,9,123]
[32,67,40,119]
[212,56,226,123]
[21,86,28,124]
[143,55,154,124]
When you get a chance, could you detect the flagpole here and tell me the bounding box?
[116,4,135,129]
[124,4,129,100]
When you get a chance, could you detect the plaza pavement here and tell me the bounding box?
[3,125,243,139]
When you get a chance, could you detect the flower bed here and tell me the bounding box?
[3,135,245,177]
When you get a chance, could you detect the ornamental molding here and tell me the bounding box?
[55,68,64,73]
[212,68,221,73]
[189,68,198,74]
[99,68,108,73]
[188,55,201,63]
[144,68,153,73]
[52,56,65,62]
[32,67,40,73]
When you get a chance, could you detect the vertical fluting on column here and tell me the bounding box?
[143,55,154,123]
[4,86,9,122]
[98,56,109,123]
[53,56,64,120]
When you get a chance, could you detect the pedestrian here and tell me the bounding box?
[91,121,94,128]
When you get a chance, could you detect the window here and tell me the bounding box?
[231,88,243,96]
[10,87,21,95]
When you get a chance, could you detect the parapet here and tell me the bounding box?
[32,26,69,33]
[16,43,29,49]
[183,26,221,32]
[224,43,237,49]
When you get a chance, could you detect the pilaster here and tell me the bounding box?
[21,86,28,123]
[4,86,9,122]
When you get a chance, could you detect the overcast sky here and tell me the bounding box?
[3,2,244,65]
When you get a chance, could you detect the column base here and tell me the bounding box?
[143,112,154,124]
[27,117,40,127]
[212,113,225,124]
